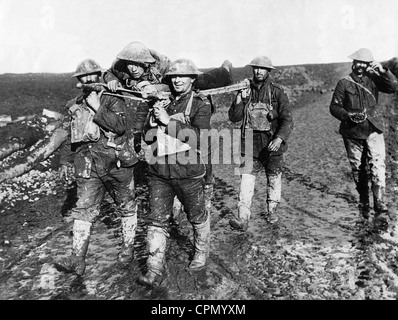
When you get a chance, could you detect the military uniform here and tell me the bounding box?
[105,42,230,227]
[137,59,212,286]
[330,48,398,216]
[60,90,138,223]
[144,91,211,225]
[57,59,139,276]
[228,56,294,230]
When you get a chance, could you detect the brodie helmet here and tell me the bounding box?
[164,58,203,76]
[247,56,275,70]
[116,42,156,64]
[73,59,103,77]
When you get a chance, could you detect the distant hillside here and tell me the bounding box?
[0,73,76,118]
[1,58,397,118]
[202,62,351,89]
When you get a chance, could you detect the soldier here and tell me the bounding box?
[57,59,139,276]
[104,41,233,139]
[104,42,231,224]
[137,58,211,286]
[228,56,294,231]
[330,48,398,222]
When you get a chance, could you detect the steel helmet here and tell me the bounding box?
[73,59,103,77]
[116,42,156,64]
[347,48,375,62]
[164,58,203,76]
[247,56,275,70]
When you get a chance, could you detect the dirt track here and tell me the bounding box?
[1,87,398,300]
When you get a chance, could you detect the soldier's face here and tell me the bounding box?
[253,67,270,82]
[170,76,195,95]
[126,62,146,79]
[78,73,100,84]
[352,60,369,77]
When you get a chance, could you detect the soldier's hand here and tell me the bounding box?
[107,80,121,92]
[367,61,385,75]
[153,106,171,125]
[86,91,100,111]
[241,87,251,100]
[267,137,283,152]
[59,164,71,181]
[239,79,251,103]
[267,110,278,121]
[348,111,367,123]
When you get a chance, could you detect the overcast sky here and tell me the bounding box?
[0,0,397,74]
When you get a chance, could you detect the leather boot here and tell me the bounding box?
[266,201,279,224]
[229,174,255,231]
[137,270,160,287]
[118,210,137,264]
[229,217,249,231]
[188,214,211,271]
[221,60,233,83]
[137,226,168,287]
[57,219,92,276]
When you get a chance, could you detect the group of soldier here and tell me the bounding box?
[56,42,398,287]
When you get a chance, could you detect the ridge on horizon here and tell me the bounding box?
[1,61,354,76]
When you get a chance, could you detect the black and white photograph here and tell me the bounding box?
[1,0,398,304]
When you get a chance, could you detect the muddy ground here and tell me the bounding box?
[1,63,398,301]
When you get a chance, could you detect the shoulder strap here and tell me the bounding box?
[183,92,194,124]
[268,84,273,110]
[344,75,376,101]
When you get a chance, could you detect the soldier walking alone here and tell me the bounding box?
[330,48,398,224]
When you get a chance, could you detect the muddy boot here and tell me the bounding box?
[266,201,279,224]
[221,60,233,83]
[229,217,249,231]
[189,214,211,271]
[57,219,92,276]
[229,174,255,232]
[118,212,137,264]
[137,226,168,287]
[375,201,388,214]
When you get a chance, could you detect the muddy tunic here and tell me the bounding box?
[103,53,170,139]
[329,68,398,213]
[330,70,398,139]
[229,78,293,174]
[104,50,232,137]
[105,50,231,188]
[143,90,211,227]
[60,90,138,222]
